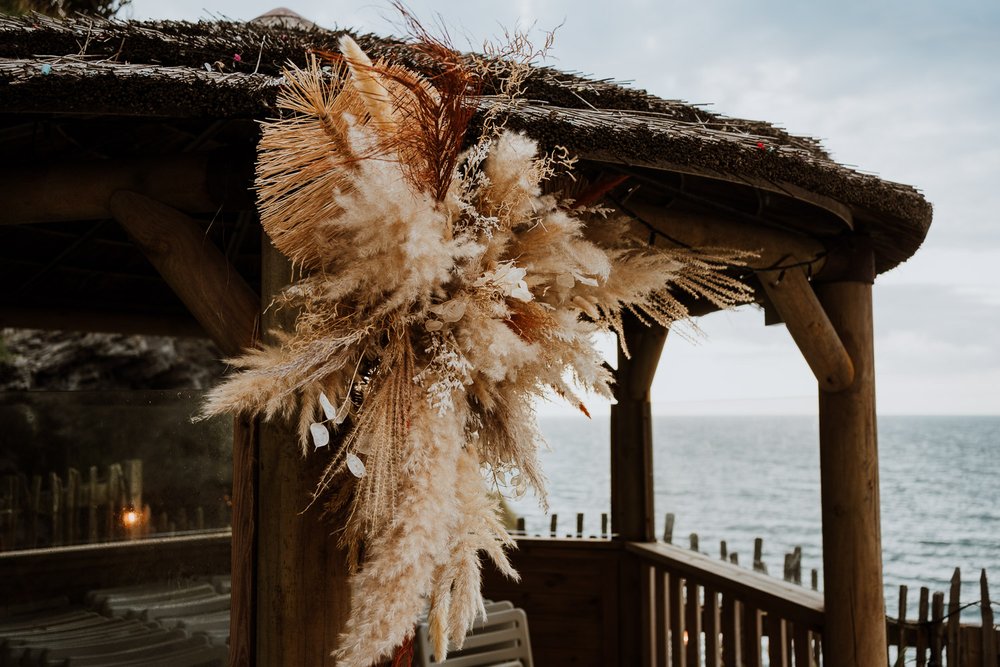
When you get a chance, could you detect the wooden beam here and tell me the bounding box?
[256,238,350,666]
[0,305,205,338]
[583,152,855,229]
[759,267,854,392]
[1,153,251,225]
[623,198,828,274]
[815,257,888,666]
[109,191,258,357]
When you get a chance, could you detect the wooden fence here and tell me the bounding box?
[0,459,223,551]
[0,459,145,550]
[514,511,1000,666]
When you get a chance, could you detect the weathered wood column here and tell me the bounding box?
[611,312,667,666]
[256,239,351,665]
[814,242,888,666]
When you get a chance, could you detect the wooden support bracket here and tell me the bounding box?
[759,267,854,393]
[109,191,259,357]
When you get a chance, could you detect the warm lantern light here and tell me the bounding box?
[122,509,140,527]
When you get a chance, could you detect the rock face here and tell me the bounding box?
[0,329,225,391]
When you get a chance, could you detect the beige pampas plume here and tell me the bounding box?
[203,11,755,665]
[338,35,396,132]
[333,394,466,667]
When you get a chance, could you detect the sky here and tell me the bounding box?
[126,0,1000,415]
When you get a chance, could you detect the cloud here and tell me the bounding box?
[120,0,1000,415]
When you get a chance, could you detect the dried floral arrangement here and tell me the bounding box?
[203,19,753,667]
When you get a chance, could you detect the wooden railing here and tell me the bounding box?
[629,540,824,666]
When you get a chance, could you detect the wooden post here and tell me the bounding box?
[815,242,888,667]
[255,237,350,666]
[612,312,667,666]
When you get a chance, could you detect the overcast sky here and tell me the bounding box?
[127,0,1000,415]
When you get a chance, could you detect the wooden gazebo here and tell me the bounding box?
[0,13,933,667]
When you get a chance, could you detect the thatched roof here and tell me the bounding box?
[0,12,932,332]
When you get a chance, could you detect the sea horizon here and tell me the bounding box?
[508,414,1000,621]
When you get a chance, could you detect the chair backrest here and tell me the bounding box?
[415,606,532,667]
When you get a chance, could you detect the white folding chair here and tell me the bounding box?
[414,605,533,667]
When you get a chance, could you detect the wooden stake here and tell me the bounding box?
[982,569,997,665]
[895,584,908,667]
[816,268,888,667]
[947,568,961,663]
[109,191,259,357]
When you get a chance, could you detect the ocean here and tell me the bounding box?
[506,415,1000,621]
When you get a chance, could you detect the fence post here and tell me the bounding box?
[982,569,997,665]
[947,569,960,663]
[916,587,928,667]
[930,592,944,663]
[753,537,767,574]
[894,585,907,667]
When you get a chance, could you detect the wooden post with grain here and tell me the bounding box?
[814,240,888,666]
[611,312,667,666]
[255,238,350,666]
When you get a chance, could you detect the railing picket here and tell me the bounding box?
[656,566,668,667]
[703,586,721,667]
[642,562,654,667]
[742,602,763,667]
[669,571,685,667]
[766,612,789,667]
[685,579,701,667]
[721,594,740,667]
[792,623,810,666]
